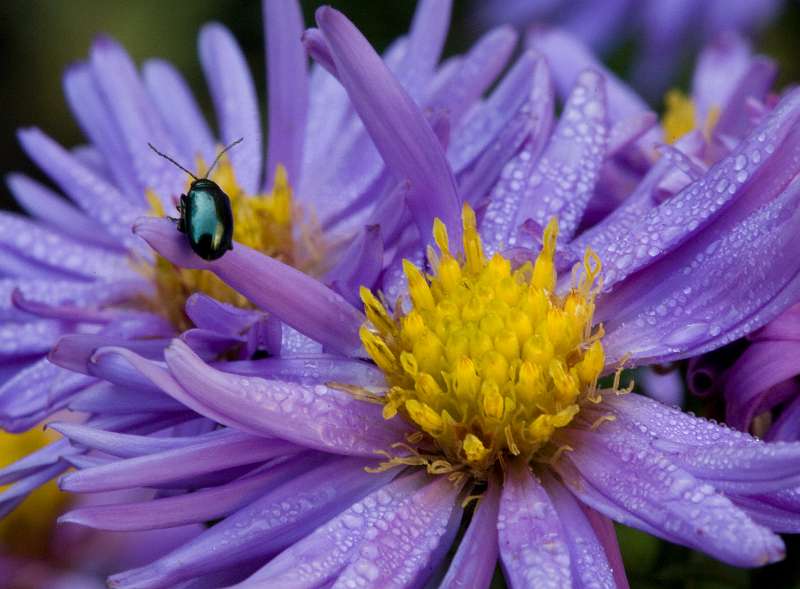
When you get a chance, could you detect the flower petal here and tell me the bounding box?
[16,127,143,250]
[89,35,186,199]
[541,472,617,589]
[142,59,217,166]
[725,340,800,431]
[512,68,608,242]
[59,431,296,493]
[133,217,365,355]
[59,456,309,532]
[264,0,308,187]
[440,478,500,589]
[314,6,461,246]
[498,460,571,588]
[109,456,397,589]
[163,339,407,456]
[237,471,429,588]
[199,23,263,193]
[555,422,785,567]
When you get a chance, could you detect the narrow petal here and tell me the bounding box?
[109,456,397,589]
[479,56,555,255]
[133,217,364,355]
[314,6,461,246]
[90,35,185,199]
[16,127,143,250]
[498,460,572,588]
[395,0,452,98]
[542,472,620,589]
[440,478,500,589]
[691,32,753,124]
[334,474,463,589]
[512,68,608,242]
[62,62,141,200]
[199,23,262,193]
[555,424,785,567]
[0,359,93,432]
[164,339,407,456]
[590,89,800,296]
[264,0,308,187]
[59,431,296,493]
[222,354,385,387]
[7,173,121,250]
[142,59,217,166]
[725,340,800,431]
[59,457,309,531]
[238,471,428,588]
[326,224,384,306]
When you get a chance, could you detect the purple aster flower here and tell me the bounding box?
[22,4,800,588]
[0,0,531,513]
[474,0,785,99]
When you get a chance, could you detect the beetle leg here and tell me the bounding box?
[174,194,188,233]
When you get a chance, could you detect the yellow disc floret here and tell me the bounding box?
[360,206,605,476]
[663,89,721,145]
[145,159,325,330]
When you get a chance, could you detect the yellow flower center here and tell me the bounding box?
[663,89,720,145]
[0,427,66,557]
[359,206,605,476]
[144,159,325,330]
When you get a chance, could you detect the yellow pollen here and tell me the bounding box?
[144,159,325,330]
[663,89,720,145]
[359,206,605,476]
[0,427,66,557]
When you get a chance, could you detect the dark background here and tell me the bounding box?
[2,1,800,587]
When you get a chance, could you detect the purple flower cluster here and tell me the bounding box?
[476,0,785,98]
[2,1,800,587]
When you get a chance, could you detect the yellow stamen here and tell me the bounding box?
[359,205,605,476]
[663,89,721,145]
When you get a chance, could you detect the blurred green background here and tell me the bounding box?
[2,1,800,587]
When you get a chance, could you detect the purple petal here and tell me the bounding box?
[59,430,296,493]
[326,224,384,306]
[222,354,386,387]
[600,176,800,365]
[638,366,685,406]
[199,23,262,193]
[512,68,608,242]
[0,319,62,357]
[395,0,452,99]
[134,217,364,356]
[314,6,461,246]
[426,26,517,125]
[556,416,786,566]
[6,173,121,251]
[60,457,308,532]
[498,460,571,588]
[591,89,800,297]
[0,359,94,432]
[89,35,186,199]
[184,293,262,336]
[691,32,753,124]
[238,471,428,588]
[163,339,407,456]
[264,0,308,187]
[62,62,141,200]
[440,478,500,589]
[479,56,555,255]
[541,472,617,589]
[69,382,186,415]
[0,439,76,486]
[48,421,229,459]
[16,127,143,250]
[767,390,800,442]
[335,474,462,589]
[142,59,217,166]
[109,455,397,589]
[714,57,778,141]
[725,340,800,431]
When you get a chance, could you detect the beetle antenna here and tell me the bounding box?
[204,137,244,179]
[148,143,199,181]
